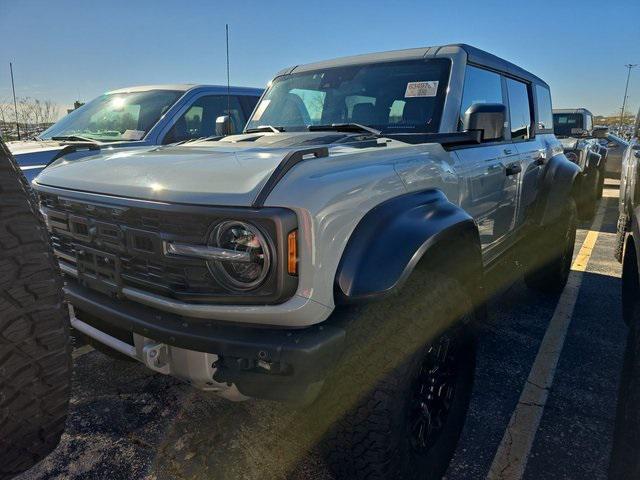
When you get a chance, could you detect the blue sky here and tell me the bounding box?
[0,0,638,117]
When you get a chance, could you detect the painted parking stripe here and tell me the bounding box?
[72,344,94,359]
[487,203,606,480]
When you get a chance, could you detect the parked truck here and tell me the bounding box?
[33,44,580,479]
[9,84,262,182]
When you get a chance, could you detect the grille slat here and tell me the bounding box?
[40,193,228,300]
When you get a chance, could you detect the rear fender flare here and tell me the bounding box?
[534,154,581,226]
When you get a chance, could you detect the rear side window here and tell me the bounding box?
[459,66,503,131]
[506,78,532,140]
[534,85,553,132]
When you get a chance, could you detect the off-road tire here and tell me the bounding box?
[524,199,577,294]
[580,170,600,220]
[313,269,476,480]
[615,213,630,263]
[598,169,605,200]
[609,239,640,479]
[0,140,71,479]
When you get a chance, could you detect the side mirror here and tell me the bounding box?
[215,115,235,136]
[592,126,609,139]
[464,103,506,142]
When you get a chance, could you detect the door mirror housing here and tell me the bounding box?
[592,126,609,139]
[464,103,506,142]
[215,115,235,136]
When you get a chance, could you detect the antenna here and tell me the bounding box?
[225,24,231,119]
[9,62,20,140]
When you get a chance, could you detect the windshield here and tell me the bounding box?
[246,59,451,134]
[553,113,583,136]
[39,90,183,142]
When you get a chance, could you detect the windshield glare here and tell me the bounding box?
[39,90,182,142]
[246,59,451,134]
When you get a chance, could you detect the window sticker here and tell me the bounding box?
[405,81,439,98]
[252,99,271,122]
[121,129,145,140]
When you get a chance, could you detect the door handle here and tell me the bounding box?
[503,148,513,155]
[505,163,522,176]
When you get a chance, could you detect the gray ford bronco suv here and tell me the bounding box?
[33,44,579,479]
[553,108,609,217]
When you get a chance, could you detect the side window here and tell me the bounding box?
[459,66,503,131]
[506,78,532,140]
[239,95,260,119]
[534,85,553,132]
[163,95,245,144]
[585,114,593,132]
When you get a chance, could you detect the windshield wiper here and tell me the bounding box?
[308,123,381,136]
[244,125,285,133]
[51,135,99,143]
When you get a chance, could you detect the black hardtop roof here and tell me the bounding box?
[279,43,549,89]
[553,108,594,116]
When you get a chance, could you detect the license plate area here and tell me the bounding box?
[76,246,121,295]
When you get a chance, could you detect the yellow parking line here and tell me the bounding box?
[571,230,600,272]
[72,344,94,359]
[487,202,606,480]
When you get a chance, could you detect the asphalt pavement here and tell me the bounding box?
[18,180,628,480]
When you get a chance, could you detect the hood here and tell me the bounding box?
[559,138,580,151]
[34,131,371,206]
[7,140,69,167]
[34,142,304,207]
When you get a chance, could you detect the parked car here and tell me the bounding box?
[8,84,262,182]
[600,133,629,179]
[610,109,640,479]
[33,44,580,479]
[0,138,71,480]
[553,108,608,217]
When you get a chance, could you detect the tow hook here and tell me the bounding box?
[143,343,170,374]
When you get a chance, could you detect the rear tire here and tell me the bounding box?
[524,199,577,294]
[597,167,605,199]
[615,213,629,263]
[0,140,71,480]
[316,269,476,480]
[580,170,600,220]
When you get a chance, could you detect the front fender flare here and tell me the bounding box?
[334,189,481,303]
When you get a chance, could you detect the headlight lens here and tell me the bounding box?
[565,151,579,164]
[207,220,272,291]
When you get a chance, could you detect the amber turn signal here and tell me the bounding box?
[287,230,298,275]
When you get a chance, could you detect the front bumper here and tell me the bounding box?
[66,280,345,404]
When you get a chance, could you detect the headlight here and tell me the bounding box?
[565,151,579,164]
[207,220,272,291]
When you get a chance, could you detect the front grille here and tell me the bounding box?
[40,192,245,301]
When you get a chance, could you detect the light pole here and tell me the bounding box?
[9,62,20,140]
[619,64,638,131]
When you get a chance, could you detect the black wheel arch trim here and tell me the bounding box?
[533,153,581,226]
[334,189,482,303]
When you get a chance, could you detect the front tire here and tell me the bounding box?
[0,141,71,479]
[317,270,477,480]
[524,199,577,294]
